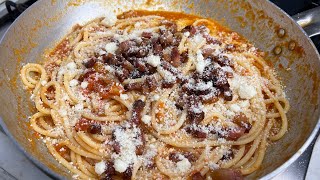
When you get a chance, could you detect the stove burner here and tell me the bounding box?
[0,0,37,26]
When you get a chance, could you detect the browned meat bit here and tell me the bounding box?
[202,47,214,59]
[145,76,158,92]
[183,152,197,162]
[186,108,205,125]
[102,53,117,65]
[169,152,197,163]
[201,92,220,104]
[214,55,233,67]
[159,30,174,47]
[186,126,207,138]
[206,169,243,180]
[212,68,228,87]
[136,47,149,58]
[196,25,209,34]
[121,60,135,72]
[226,71,234,78]
[181,25,197,36]
[135,131,145,155]
[117,40,137,56]
[221,150,234,161]
[223,127,246,141]
[169,152,181,162]
[78,69,95,82]
[131,100,146,125]
[87,123,102,134]
[141,31,153,39]
[123,166,133,179]
[191,172,205,180]
[223,90,233,101]
[186,95,205,124]
[145,64,157,74]
[180,51,189,63]
[161,61,183,77]
[161,20,178,34]
[100,161,116,180]
[83,57,97,68]
[162,80,175,89]
[162,51,171,62]
[203,34,222,45]
[134,61,148,72]
[153,43,163,55]
[124,82,143,91]
[112,141,121,154]
[187,108,205,123]
[115,68,130,82]
[225,44,236,52]
[232,113,251,132]
[171,47,181,67]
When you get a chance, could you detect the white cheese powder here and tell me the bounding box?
[80,81,88,89]
[120,94,129,100]
[176,158,191,173]
[230,104,241,112]
[142,115,152,125]
[101,14,117,27]
[238,84,257,99]
[69,79,78,87]
[94,161,106,175]
[105,42,118,54]
[146,55,161,67]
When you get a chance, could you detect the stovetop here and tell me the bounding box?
[0,0,319,180]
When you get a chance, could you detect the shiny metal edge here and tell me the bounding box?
[0,117,63,180]
[260,1,320,180]
[0,0,62,179]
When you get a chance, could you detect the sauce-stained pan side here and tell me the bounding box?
[0,0,319,179]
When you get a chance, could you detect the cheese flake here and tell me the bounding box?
[120,94,129,100]
[66,62,77,71]
[101,14,117,27]
[142,115,152,125]
[230,104,241,112]
[114,159,128,173]
[69,79,78,87]
[105,42,118,54]
[238,84,257,99]
[80,81,88,89]
[146,55,161,67]
[176,158,191,173]
[94,161,106,175]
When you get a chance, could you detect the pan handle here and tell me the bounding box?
[292,6,320,38]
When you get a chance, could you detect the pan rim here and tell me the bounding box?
[258,0,320,179]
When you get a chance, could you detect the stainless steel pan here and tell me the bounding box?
[0,0,319,179]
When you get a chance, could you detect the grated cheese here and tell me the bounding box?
[69,79,78,87]
[74,103,84,112]
[146,55,161,67]
[176,157,191,173]
[120,93,129,100]
[105,42,118,55]
[66,62,77,71]
[94,161,106,175]
[238,84,257,99]
[230,104,241,112]
[142,115,152,125]
[112,125,142,173]
[80,81,88,89]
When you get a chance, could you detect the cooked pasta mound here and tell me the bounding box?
[20,10,289,180]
